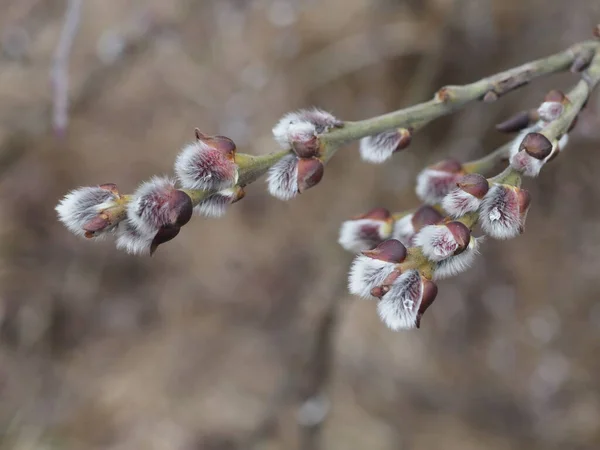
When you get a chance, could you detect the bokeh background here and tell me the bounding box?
[1,0,600,449]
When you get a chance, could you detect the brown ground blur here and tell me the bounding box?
[1,0,600,449]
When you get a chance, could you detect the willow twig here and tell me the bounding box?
[321,40,599,148]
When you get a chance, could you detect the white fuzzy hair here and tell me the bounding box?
[377,270,423,330]
[55,186,119,237]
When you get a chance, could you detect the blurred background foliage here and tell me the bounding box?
[1,0,600,449]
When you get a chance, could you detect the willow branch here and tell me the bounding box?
[321,40,599,148]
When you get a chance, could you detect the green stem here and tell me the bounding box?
[236,150,290,186]
[320,41,598,146]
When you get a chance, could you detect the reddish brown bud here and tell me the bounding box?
[445,221,471,255]
[430,158,463,173]
[412,205,444,231]
[170,190,194,227]
[150,225,181,256]
[370,285,388,299]
[98,183,120,197]
[230,186,246,204]
[296,157,324,193]
[570,49,594,73]
[370,269,402,298]
[519,132,553,160]
[494,73,530,96]
[362,239,407,263]
[416,279,438,329]
[483,91,498,103]
[544,89,567,104]
[352,207,392,222]
[194,129,236,160]
[594,24,600,38]
[396,128,412,150]
[517,188,531,214]
[457,173,489,199]
[435,87,453,103]
[495,110,535,133]
[83,214,110,238]
[291,135,320,158]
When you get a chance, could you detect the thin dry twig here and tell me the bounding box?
[51,0,83,136]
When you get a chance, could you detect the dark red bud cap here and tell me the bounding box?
[195,129,236,158]
[519,132,553,160]
[412,205,444,231]
[370,270,402,298]
[594,24,600,38]
[169,190,193,227]
[296,157,324,193]
[445,221,471,255]
[352,207,392,222]
[292,135,320,158]
[83,214,110,238]
[430,158,463,173]
[230,186,246,204]
[495,110,535,133]
[150,225,181,256]
[544,90,567,104]
[416,279,438,328]
[361,239,407,263]
[99,183,120,196]
[395,128,412,151]
[457,173,489,199]
[517,188,531,214]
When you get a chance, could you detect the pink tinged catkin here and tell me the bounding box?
[442,173,490,217]
[122,176,193,255]
[509,132,553,177]
[266,154,299,200]
[272,108,342,156]
[338,208,394,253]
[348,240,407,299]
[391,205,444,247]
[376,270,438,330]
[115,220,155,256]
[414,221,470,262]
[55,183,120,238]
[416,159,464,204]
[434,236,483,280]
[480,184,530,239]
[174,131,238,191]
[359,128,411,164]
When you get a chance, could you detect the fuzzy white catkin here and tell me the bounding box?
[175,140,238,191]
[479,185,522,239]
[377,270,423,330]
[266,154,299,200]
[55,186,119,237]
[338,219,391,253]
[442,189,481,217]
[272,108,340,149]
[115,220,154,256]
[348,256,397,299]
[127,176,177,236]
[359,130,401,164]
[434,236,483,279]
[414,225,459,262]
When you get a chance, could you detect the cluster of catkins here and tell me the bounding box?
[56,110,344,254]
[339,90,572,331]
[56,88,571,331]
[56,131,245,255]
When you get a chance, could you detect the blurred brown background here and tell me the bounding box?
[1,0,600,449]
